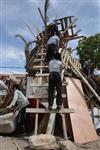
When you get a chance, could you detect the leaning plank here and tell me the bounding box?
[46,114,56,134]
[66,77,98,144]
[46,99,56,134]
[26,108,74,113]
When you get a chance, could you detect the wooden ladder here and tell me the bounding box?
[26,45,74,138]
[26,106,74,139]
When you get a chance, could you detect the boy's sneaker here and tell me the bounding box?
[57,105,62,110]
[48,106,52,110]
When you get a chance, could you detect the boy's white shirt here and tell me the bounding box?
[47,35,60,47]
[9,89,29,109]
[49,59,62,73]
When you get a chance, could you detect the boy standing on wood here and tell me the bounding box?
[48,53,62,110]
[44,22,60,65]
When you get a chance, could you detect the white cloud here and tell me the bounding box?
[28,0,43,6]
[28,0,36,2]
[2,3,22,22]
[50,0,58,6]
[8,27,36,41]
[0,45,25,62]
[1,1,41,41]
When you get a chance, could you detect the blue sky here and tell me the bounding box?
[0,0,100,73]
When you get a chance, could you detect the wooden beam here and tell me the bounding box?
[28,93,67,99]
[26,108,75,113]
[69,17,74,35]
[54,16,74,21]
[32,66,48,69]
[30,83,67,87]
[67,35,84,41]
[33,59,44,63]
[38,7,45,26]
[62,18,78,35]
[37,53,46,56]
[35,73,49,77]
[30,84,48,87]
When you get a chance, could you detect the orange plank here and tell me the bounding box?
[66,77,98,144]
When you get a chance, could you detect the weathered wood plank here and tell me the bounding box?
[26,108,74,113]
[30,83,67,87]
[46,114,56,134]
[33,58,44,63]
[30,84,48,87]
[35,73,49,77]
[28,93,67,99]
[32,66,48,69]
[37,53,46,56]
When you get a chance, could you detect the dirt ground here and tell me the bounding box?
[0,135,100,150]
[0,135,29,150]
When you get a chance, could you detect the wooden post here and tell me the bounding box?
[34,100,39,135]
[61,107,68,139]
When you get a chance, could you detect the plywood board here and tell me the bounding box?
[66,77,98,144]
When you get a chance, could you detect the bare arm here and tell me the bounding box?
[8,90,18,107]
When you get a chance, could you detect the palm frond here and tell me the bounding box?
[15,34,27,45]
[24,22,36,39]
